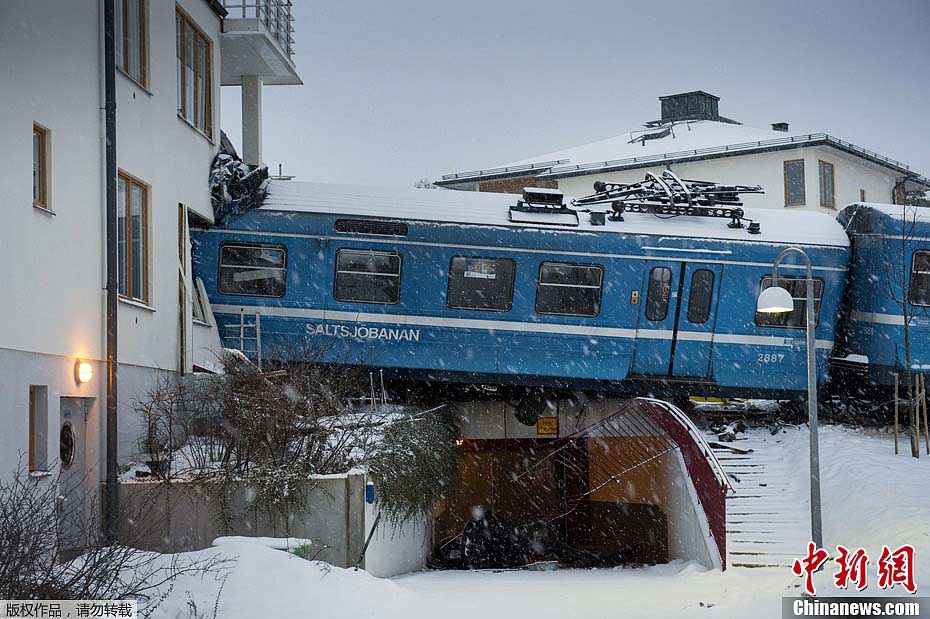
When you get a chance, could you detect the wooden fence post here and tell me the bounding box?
[920,374,930,456]
[894,373,900,455]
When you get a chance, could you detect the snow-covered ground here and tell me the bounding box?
[149,425,930,618]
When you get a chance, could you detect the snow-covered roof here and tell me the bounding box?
[437,120,930,187]
[505,121,784,169]
[260,180,850,247]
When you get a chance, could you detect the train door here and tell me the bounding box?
[671,263,722,378]
[632,261,722,378]
[632,261,680,375]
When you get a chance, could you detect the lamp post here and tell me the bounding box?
[756,247,823,548]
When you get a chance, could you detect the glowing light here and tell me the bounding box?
[75,360,93,384]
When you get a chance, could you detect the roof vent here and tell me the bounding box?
[334,219,408,236]
[771,122,790,133]
[659,91,720,122]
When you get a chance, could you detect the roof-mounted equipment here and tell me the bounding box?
[572,170,764,233]
[509,187,579,227]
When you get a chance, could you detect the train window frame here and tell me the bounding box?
[686,269,715,324]
[754,275,824,329]
[645,267,673,321]
[333,249,403,305]
[535,261,604,317]
[217,243,287,298]
[909,250,930,307]
[447,256,516,312]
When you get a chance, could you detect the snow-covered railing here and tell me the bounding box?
[437,159,570,183]
[222,0,295,60]
[638,397,735,495]
[539,134,920,180]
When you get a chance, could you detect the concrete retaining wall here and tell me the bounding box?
[118,473,432,577]
[118,473,366,568]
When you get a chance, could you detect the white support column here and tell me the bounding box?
[241,75,263,166]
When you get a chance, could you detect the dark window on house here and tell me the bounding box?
[218,244,287,297]
[645,267,673,321]
[784,159,806,206]
[115,0,147,86]
[755,276,824,328]
[334,249,402,304]
[859,189,867,202]
[33,123,49,209]
[687,269,715,324]
[909,250,930,307]
[28,386,48,473]
[819,160,835,208]
[447,257,515,311]
[535,262,603,317]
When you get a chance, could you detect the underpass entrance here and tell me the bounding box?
[432,399,730,570]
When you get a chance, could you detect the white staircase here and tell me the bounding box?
[710,426,812,568]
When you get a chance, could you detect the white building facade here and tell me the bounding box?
[0,0,300,525]
[437,92,930,211]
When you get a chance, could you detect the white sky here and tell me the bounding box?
[221,0,930,188]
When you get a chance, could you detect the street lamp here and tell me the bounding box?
[756,247,823,548]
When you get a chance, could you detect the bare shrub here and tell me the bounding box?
[133,346,460,531]
[0,462,227,616]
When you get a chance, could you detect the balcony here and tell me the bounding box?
[220,0,302,86]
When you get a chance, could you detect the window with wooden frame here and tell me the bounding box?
[117,171,149,303]
[784,159,806,206]
[33,123,50,210]
[115,0,147,86]
[176,9,213,137]
[29,386,49,473]
[819,160,836,208]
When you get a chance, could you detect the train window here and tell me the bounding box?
[535,262,603,317]
[645,267,672,321]
[334,249,402,304]
[909,250,930,307]
[687,269,715,324]
[217,244,287,297]
[447,257,515,311]
[754,276,824,328]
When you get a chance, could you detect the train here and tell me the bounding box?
[190,178,929,404]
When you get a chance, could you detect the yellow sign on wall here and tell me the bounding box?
[536,416,559,436]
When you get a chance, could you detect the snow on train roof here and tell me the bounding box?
[261,180,850,247]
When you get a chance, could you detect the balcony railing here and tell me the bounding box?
[223,0,295,61]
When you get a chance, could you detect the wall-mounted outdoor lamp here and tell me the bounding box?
[75,360,93,385]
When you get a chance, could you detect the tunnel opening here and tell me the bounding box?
[431,399,730,571]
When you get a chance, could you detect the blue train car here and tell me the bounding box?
[191,181,850,399]
[833,203,930,388]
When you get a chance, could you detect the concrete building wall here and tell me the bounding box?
[554,146,899,214]
[0,0,224,487]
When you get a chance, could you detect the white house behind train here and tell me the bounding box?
[437,91,930,212]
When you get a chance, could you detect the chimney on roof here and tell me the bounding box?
[772,122,790,133]
[659,91,720,123]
